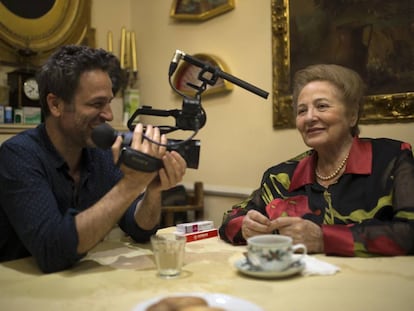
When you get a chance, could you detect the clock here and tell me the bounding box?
[173,53,233,97]
[23,78,39,101]
[7,69,40,108]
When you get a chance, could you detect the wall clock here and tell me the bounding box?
[173,53,233,97]
[23,78,39,101]
[7,69,40,108]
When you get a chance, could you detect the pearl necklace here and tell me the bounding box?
[315,154,349,181]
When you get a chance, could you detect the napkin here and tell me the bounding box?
[300,255,340,276]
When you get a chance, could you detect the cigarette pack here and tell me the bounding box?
[176,220,214,234]
[175,228,218,243]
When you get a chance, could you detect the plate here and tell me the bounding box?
[234,258,305,279]
[133,292,263,311]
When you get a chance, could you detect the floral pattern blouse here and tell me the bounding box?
[219,137,414,257]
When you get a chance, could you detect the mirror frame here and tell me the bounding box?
[0,0,92,67]
[271,0,414,129]
[172,53,233,97]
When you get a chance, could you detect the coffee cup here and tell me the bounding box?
[246,234,307,271]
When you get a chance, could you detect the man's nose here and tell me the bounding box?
[100,103,114,121]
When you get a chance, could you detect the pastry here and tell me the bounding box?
[146,296,208,311]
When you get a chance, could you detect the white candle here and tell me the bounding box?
[107,31,113,52]
[131,31,138,72]
[120,27,126,69]
[125,31,131,69]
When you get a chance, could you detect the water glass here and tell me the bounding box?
[151,233,186,278]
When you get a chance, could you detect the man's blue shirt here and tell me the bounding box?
[0,123,156,272]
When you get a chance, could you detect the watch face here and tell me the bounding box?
[23,78,40,100]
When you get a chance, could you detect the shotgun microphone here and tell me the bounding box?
[169,49,269,99]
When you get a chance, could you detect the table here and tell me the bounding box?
[0,227,413,311]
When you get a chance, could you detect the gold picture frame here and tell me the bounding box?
[0,0,92,67]
[272,0,414,129]
[170,0,235,21]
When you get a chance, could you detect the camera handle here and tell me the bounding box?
[127,97,206,135]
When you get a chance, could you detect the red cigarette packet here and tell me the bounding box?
[175,228,218,242]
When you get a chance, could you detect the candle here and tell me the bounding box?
[120,27,126,69]
[107,31,113,52]
[131,31,138,72]
[125,31,131,69]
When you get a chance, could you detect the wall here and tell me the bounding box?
[132,1,292,197]
[90,0,414,225]
[92,0,414,190]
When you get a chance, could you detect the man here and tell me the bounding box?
[0,45,187,273]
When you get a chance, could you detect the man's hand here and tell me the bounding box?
[111,123,170,190]
[148,150,187,192]
[111,123,187,229]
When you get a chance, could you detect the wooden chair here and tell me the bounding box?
[161,182,204,227]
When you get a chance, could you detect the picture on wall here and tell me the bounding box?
[170,0,235,21]
[272,0,414,128]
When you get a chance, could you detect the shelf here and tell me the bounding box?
[0,124,36,135]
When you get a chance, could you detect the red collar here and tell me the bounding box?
[289,137,372,191]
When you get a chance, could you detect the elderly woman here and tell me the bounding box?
[219,64,414,256]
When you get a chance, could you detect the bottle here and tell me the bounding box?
[14,108,23,123]
[4,106,13,123]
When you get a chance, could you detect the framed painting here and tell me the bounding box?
[170,0,235,21]
[272,0,414,128]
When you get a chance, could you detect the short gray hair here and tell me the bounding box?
[292,64,366,136]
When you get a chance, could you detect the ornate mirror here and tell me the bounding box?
[0,0,92,67]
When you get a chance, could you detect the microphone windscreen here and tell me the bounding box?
[91,123,117,149]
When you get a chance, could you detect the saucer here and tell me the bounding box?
[234,258,305,279]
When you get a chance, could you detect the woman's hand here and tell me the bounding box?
[241,210,275,240]
[270,217,324,253]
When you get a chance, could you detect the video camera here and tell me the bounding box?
[125,96,206,169]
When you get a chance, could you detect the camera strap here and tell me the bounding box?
[117,147,163,172]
